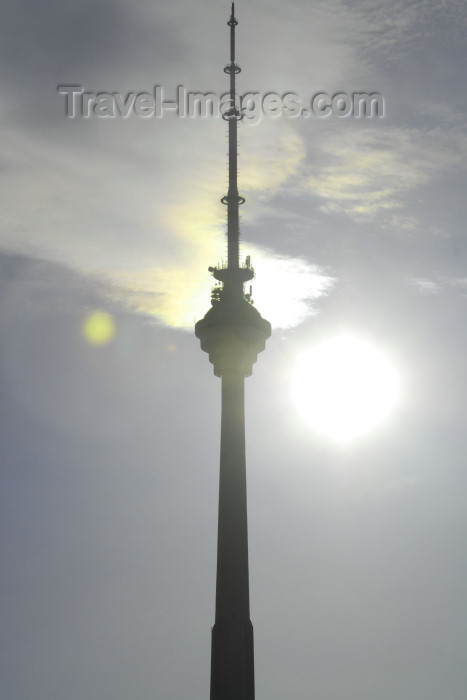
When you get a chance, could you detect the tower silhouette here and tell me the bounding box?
[195,4,271,699]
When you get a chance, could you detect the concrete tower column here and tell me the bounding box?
[210,371,254,700]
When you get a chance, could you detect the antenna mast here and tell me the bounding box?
[211,2,253,298]
[223,2,243,270]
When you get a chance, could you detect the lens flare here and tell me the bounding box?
[82,311,116,346]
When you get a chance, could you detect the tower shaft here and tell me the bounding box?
[210,371,254,700]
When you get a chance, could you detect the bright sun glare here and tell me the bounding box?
[292,334,400,442]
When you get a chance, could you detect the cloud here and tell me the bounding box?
[409,275,467,296]
[240,124,305,197]
[341,0,467,56]
[101,175,334,330]
[304,126,466,223]
[244,246,335,329]
[410,278,441,294]
[108,246,334,330]
[0,118,330,331]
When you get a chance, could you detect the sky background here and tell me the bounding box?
[1,1,467,698]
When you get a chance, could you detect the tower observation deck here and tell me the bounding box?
[195,4,271,699]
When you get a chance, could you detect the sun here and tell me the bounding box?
[291,334,400,442]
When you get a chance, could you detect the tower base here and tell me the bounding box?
[210,619,255,700]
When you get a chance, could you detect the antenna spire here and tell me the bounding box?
[208,2,252,298]
[223,1,242,272]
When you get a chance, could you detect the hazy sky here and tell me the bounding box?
[1,1,466,699]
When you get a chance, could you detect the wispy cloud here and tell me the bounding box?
[107,248,334,330]
[342,0,467,56]
[409,275,467,295]
[0,118,332,330]
[303,126,466,223]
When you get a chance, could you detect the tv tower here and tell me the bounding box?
[195,4,271,700]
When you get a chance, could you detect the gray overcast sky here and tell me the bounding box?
[1,1,466,699]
